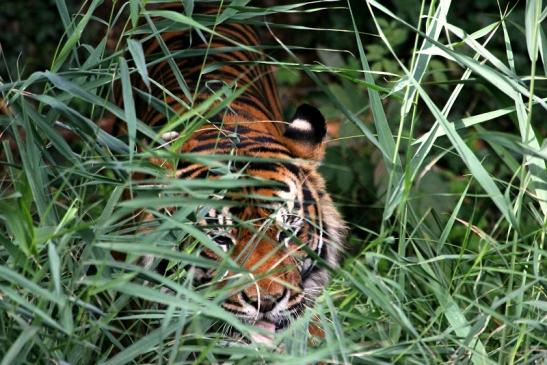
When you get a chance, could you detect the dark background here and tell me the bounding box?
[0,1,532,77]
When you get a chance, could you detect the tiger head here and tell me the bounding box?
[179,104,345,336]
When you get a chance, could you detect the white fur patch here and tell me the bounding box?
[276,179,298,211]
[161,131,180,141]
[289,118,312,132]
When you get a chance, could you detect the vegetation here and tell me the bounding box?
[1,0,546,364]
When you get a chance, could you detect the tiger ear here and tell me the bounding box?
[282,104,327,161]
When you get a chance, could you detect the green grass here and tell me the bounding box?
[1,0,546,364]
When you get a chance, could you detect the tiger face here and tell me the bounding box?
[179,104,345,335]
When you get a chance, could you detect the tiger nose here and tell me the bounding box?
[241,288,287,312]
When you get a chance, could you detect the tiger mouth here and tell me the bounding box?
[253,317,290,331]
[249,320,278,346]
[223,315,292,345]
[247,312,298,346]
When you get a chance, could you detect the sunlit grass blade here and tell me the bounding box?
[412,108,516,146]
[525,0,542,63]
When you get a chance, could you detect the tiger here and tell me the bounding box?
[107,1,347,342]
[2,1,346,343]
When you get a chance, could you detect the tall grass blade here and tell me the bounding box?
[0,326,39,365]
[127,39,151,88]
[525,0,543,62]
[51,0,103,72]
[348,0,402,193]
[119,57,137,160]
